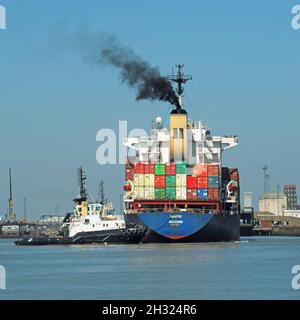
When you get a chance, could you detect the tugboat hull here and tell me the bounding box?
[15,227,145,246]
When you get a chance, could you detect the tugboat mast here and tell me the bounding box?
[77,167,87,202]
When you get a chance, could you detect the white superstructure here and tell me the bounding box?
[63,201,126,238]
[123,121,239,165]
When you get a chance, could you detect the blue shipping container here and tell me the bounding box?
[197,188,208,200]
[208,176,219,188]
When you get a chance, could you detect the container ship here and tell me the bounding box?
[123,65,240,242]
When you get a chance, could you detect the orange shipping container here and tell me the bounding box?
[208,188,219,201]
[187,189,198,201]
[155,175,166,188]
[207,165,219,176]
[193,164,208,177]
[197,176,208,188]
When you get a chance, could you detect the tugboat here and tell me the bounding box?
[15,168,145,246]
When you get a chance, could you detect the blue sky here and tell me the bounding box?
[0,0,299,219]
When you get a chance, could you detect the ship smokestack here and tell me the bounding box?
[168,65,192,161]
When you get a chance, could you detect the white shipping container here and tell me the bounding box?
[182,188,187,200]
[144,187,150,199]
[144,186,155,200]
[149,174,155,187]
[144,174,150,186]
[176,187,187,200]
[134,174,144,186]
[134,186,144,199]
[176,174,186,187]
[182,174,187,187]
[149,187,155,199]
[176,174,182,187]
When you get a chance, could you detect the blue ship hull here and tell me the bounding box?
[125,211,240,243]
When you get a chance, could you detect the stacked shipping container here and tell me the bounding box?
[126,161,220,202]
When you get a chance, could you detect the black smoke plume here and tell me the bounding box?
[76,31,179,107]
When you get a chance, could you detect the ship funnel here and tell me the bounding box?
[169,107,188,162]
[167,65,192,162]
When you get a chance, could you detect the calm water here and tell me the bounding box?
[0,237,300,300]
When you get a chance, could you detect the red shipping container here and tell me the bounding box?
[207,165,219,176]
[145,162,155,174]
[125,161,134,170]
[166,162,176,175]
[193,164,208,177]
[155,175,166,188]
[208,188,219,201]
[144,161,150,174]
[197,176,208,188]
[134,162,145,174]
[149,163,155,174]
[125,169,134,181]
[187,176,198,189]
[187,189,198,201]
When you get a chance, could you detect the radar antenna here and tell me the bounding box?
[168,64,192,108]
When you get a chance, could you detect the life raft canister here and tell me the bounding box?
[123,183,132,191]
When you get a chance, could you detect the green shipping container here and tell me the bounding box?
[176,162,186,174]
[166,175,176,187]
[165,187,176,199]
[155,188,166,199]
[155,163,166,175]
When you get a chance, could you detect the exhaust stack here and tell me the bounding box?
[167,65,192,162]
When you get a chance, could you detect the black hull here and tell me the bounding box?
[125,213,240,243]
[15,227,145,246]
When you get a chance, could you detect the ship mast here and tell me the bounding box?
[168,64,192,109]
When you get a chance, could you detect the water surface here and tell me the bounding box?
[0,237,299,300]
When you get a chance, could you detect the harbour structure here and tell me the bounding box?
[258,192,287,216]
[284,185,298,210]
